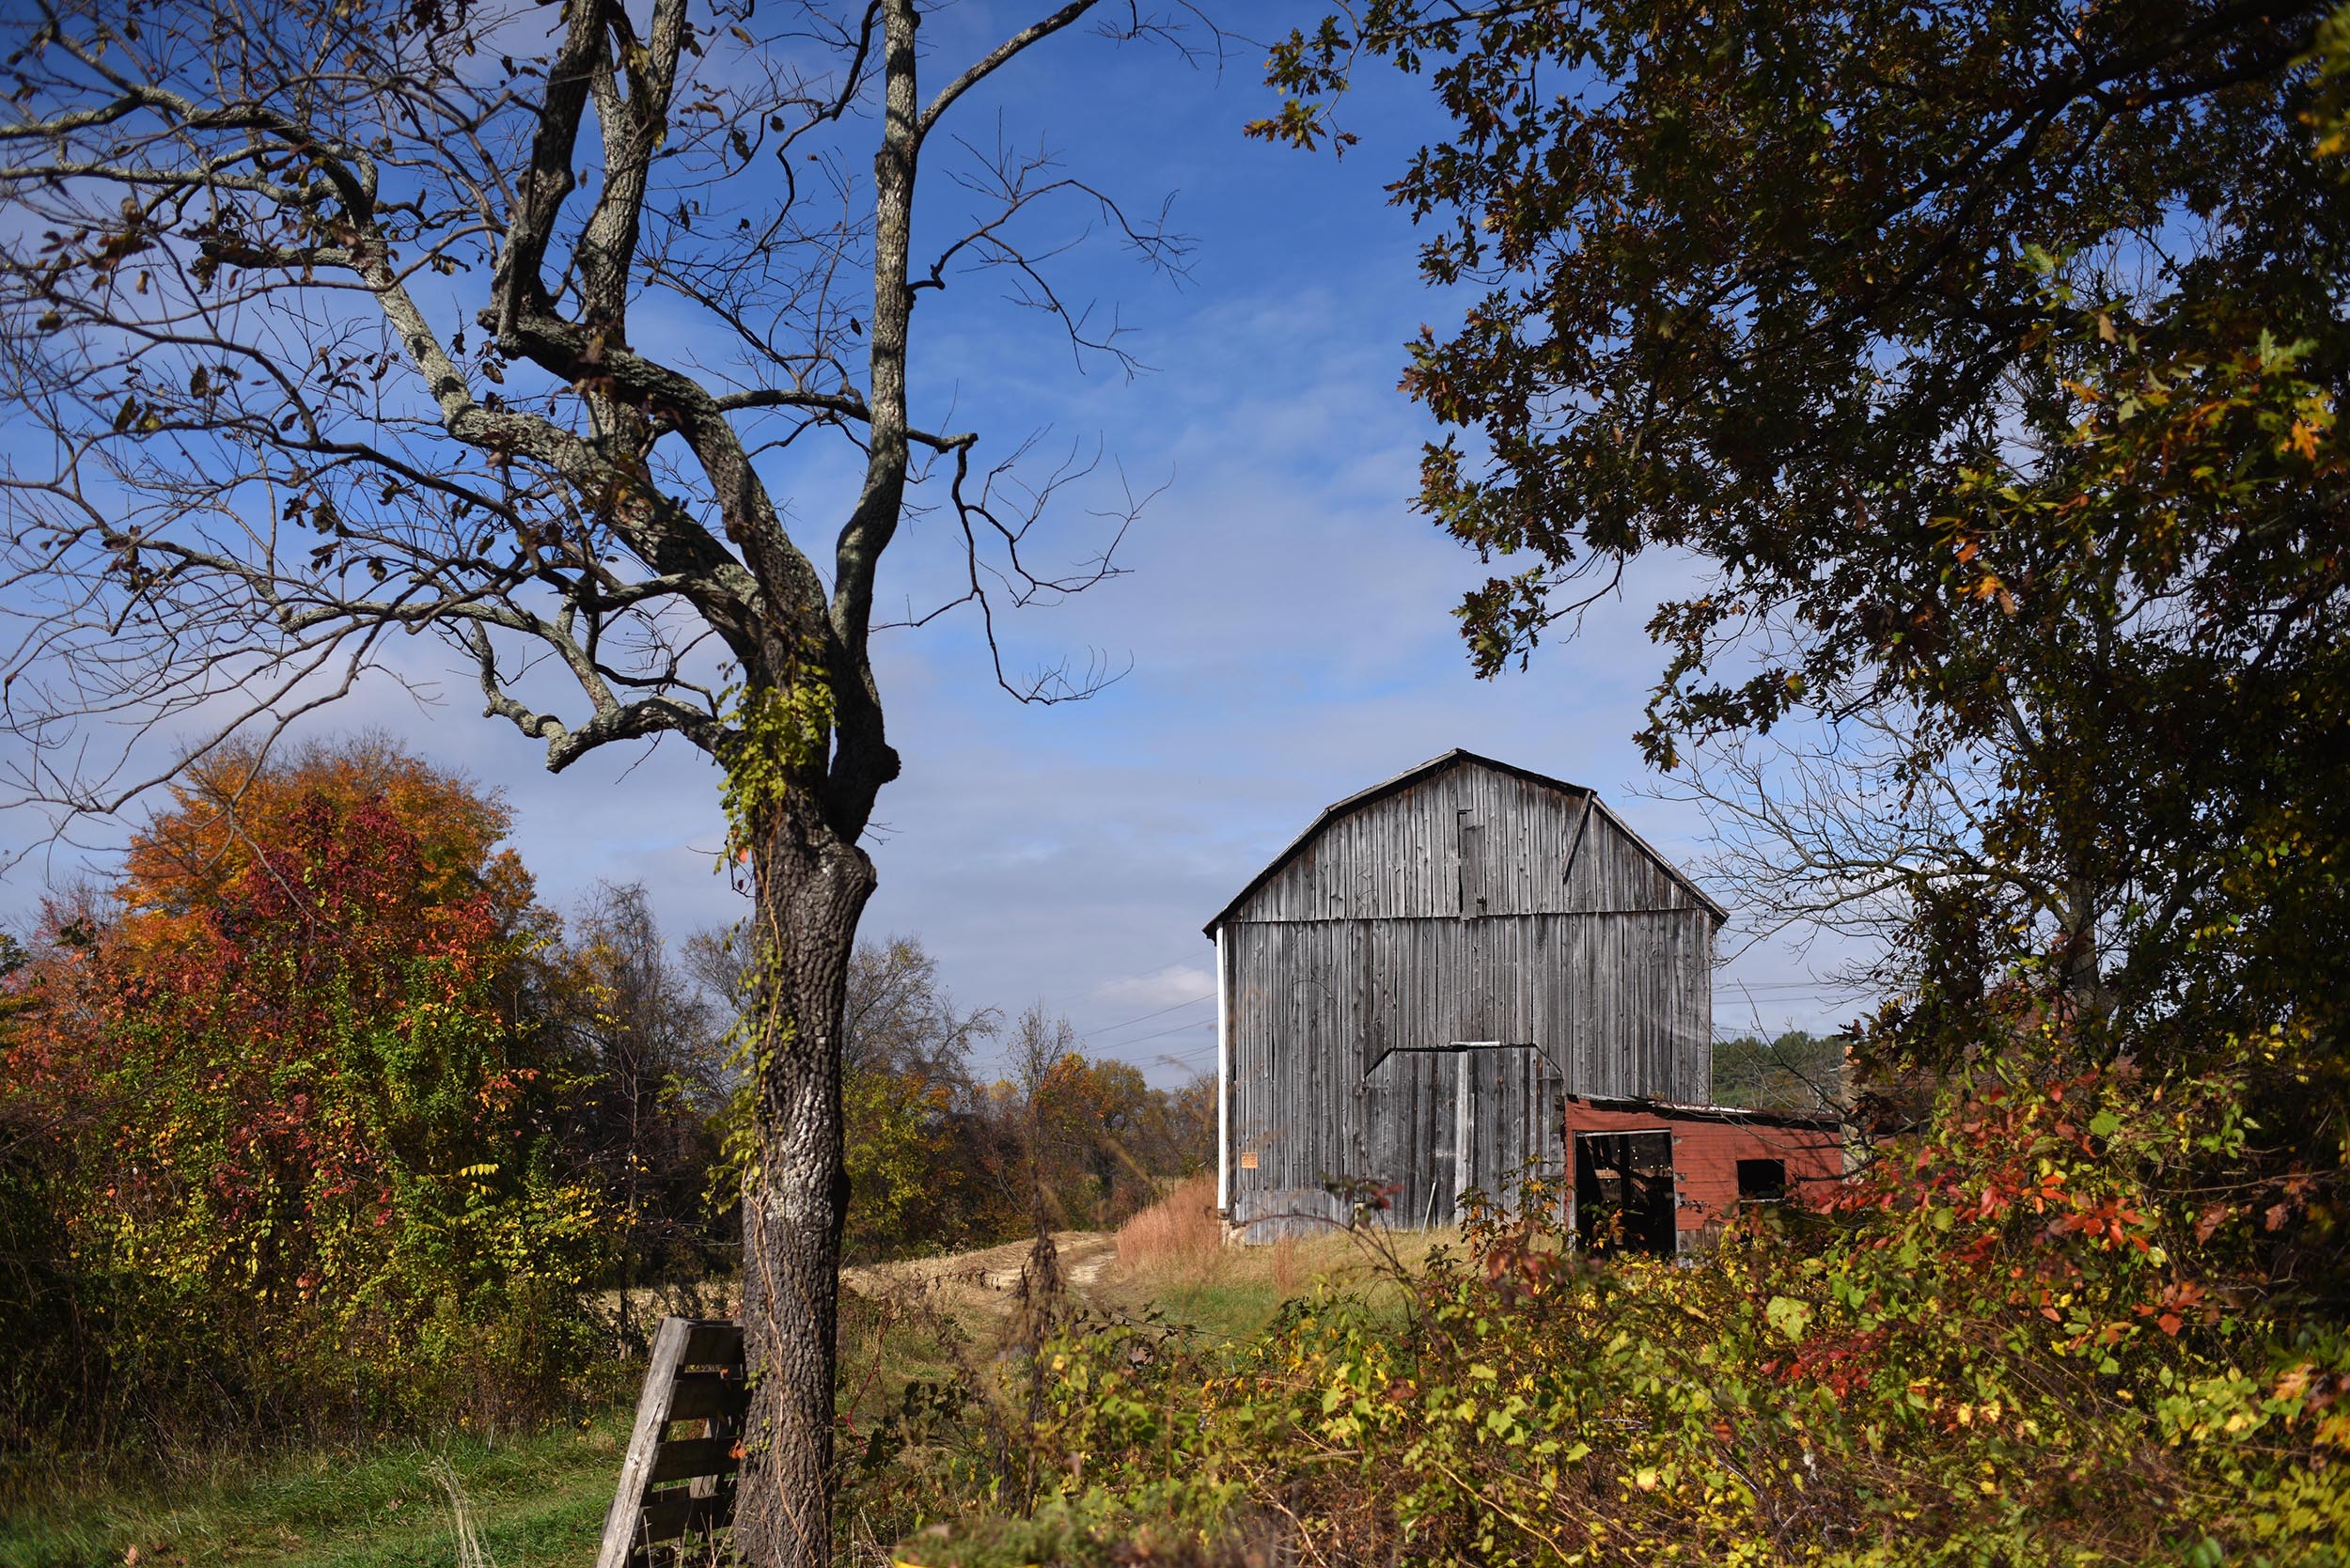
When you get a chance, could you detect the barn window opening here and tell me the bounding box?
[1736,1157,1787,1203]
[1574,1130,1676,1256]
[1456,808,1486,913]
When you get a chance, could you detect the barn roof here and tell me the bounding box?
[1202,747,1727,935]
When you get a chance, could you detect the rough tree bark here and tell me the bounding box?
[0,2,1203,1561]
[738,788,877,1562]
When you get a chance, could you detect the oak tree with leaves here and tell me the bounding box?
[1261,0,2350,1296]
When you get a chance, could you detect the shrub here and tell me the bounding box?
[0,741,614,1466]
[1024,1066,2350,1565]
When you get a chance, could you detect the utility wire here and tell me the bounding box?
[1104,1015,1217,1053]
[1074,991,1214,1043]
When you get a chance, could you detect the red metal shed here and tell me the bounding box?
[1561,1094,1848,1255]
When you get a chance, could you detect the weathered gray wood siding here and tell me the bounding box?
[1236,766,1712,922]
[1220,758,1715,1238]
[1361,1045,1572,1231]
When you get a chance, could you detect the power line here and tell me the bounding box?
[1074,991,1213,1042]
[1106,1015,1217,1053]
[1147,1036,1221,1066]
[1715,987,1869,999]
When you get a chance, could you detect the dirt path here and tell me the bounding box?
[1061,1237,1114,1290]
[844,1231,1118,1332]
[924,1233,1114,1294]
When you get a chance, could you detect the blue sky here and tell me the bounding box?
[0,2,1868,1082]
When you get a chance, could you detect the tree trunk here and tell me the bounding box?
[2052,860,2119,1036]
[733,792,877,1568]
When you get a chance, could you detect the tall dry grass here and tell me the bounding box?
[425,1456,498,1568]
[1114,1174,1223,1283]
[1108,1178,1476,1345]
[1270,1232,1301,1294]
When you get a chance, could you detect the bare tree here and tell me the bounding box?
[563,881,728,1341]
[841,931,997,1080]
[0,2,1210,1560]
[1653,714,2005,963]
[1653,701,2125,1035]
[999,998,1073,1448]
[685,924,996,1074]
[1002,999,1073,1222]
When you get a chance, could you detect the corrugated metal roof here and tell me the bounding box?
[1564,1091,1845,1132]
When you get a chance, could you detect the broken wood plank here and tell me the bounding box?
[595,1318,746,1568]
[594,1318,695,1568]
[649,1436,740,1485]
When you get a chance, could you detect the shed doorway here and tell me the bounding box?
[1574,1130,1676,1255]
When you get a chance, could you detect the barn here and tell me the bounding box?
[1206,749,1842,1247]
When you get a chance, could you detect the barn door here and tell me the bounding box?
[1359,1047,1460,1228]
[1453,1044,1569,1219]
[1360,1044,1568,1230]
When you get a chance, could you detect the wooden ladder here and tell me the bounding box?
[594,1316,746,1568]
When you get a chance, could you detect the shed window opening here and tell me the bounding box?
[1736,1157,1787,1203]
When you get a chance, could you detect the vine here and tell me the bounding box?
[704,659,836,1204]
[715,665,837,857]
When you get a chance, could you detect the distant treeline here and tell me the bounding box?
[0,739,1207,1467]
[1710,1029,1844,1112]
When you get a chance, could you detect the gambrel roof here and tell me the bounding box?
[1203,747,1726,935]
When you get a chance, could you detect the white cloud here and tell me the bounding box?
[1095,964,1214,1010]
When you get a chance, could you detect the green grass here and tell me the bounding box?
[0,1232,1448,1568]
[0,1413,631,1568]
[1110,1274,1293,1344]
[3,1296,970,1568]
[1095,1224,1461,1349]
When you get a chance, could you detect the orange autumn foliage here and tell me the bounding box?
[0,738,609,1453]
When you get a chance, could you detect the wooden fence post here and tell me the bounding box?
[594,1316,746,1568]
